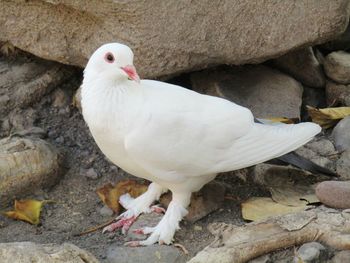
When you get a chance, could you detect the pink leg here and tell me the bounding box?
[102,216,137,235]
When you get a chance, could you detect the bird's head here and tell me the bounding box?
[84,43,140,84]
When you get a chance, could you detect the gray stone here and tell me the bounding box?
[99,205,114,217]
[127,213,163,241]
[51,88,70,108]
[294,242,326,263]
[0,242,99,263]
[331,250,350,263]
[337,150,350,180]
[191,65,303,119]
[316,181,350,209]
[1,1,349,78]
[295,138,336,172]
[0,136,64,208]
[271,47,325,88]
[106,245,186,263]
[326,80,350,106]
[248,255,271,263]
[324,51,350,84]
[85,167,100,180]
[332,116,350,152]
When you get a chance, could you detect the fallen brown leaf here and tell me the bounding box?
[3,199,53,225]
[96,180,148,214]
[307,106,350,128]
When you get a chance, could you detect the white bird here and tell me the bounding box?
[81,43,321,246]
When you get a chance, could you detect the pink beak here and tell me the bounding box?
[121,65,140,83]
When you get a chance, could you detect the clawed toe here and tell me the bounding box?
[150,205,166,214]
[102,216,137,234]
[124,240,141,247]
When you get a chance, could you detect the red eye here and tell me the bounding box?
[104,52,115,63]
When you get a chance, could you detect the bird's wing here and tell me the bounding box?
[124,80,254,181]
[124,80,321,182]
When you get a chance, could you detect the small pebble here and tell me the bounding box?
[294,242,326,263]
[99,205,114,217]
[316,181,350,209]
[55,136,65,144]
[84,168,100,179]
[194,225,203,231]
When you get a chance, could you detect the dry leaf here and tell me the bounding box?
[265,117,298,124]
[96,180,148,214]
[3,199,52,225]
[269,185,318,207]
[307,106,350,128]
[241,197,306,221]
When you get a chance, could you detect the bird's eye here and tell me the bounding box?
[104,52,115,63]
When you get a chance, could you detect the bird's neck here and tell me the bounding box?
[81,78,142,134]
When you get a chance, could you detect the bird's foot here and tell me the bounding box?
[102,190,166,235]
[125,201,188,246]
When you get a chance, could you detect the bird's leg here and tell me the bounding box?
[102,183,167,234]
[126,191,191,246]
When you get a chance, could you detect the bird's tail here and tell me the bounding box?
[277,152,338,177]
[223,122,322,171]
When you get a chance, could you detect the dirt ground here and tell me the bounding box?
[0,73,273,262]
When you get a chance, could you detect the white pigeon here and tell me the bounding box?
[81,43,321,246]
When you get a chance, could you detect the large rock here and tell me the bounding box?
[191,65,303,118]
[1,1,349,78]
[337,150,350,180]
[324,51,350,84]
[107,245,186,263]
[0,136,64,207]
[270,47,325,88]
[332,116,350,152]
[326,81,350,106]
[316,181,350,209]
[0,242,99,263]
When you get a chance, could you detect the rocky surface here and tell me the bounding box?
[331,250,350,263]
[321,24,350,51]
[324,51,350,84]
[0,242,99,263]
[316,181,350,209]
[1,1,350,78]
[270,47,325,88]
[0,55,77,136]
[191,65,303,118]
[336,150,350,180]
[106,245,186,263]
[295,138,337,172]
[0,136,64,207]
[332,116,350,151]
[326,80,350,106]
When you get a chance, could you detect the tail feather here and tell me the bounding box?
[278,152,338,177]
[219,122,321,171]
